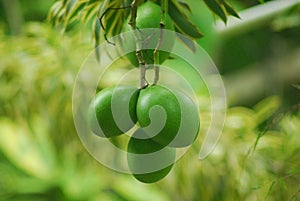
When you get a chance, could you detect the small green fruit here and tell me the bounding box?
[88,85,139,138]
[136,85,199,147]
[127,128,175,183]
[124,1,175,67]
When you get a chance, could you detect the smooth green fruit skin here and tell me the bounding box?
[137,85,200,147]
[167,88,200,147]
[127,128,175,183]
[88,85,139,138]
[125,1,175,67]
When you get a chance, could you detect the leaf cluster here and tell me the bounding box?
[1,21,300,201]
[47,0,240,47]
[203,0,239,23]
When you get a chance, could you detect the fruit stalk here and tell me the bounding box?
[153,0,167,85]
[129,0,147,88]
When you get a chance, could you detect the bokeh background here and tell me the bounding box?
[0,0,300,200]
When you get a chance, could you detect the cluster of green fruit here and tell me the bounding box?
[88,84,200,183]
[87,1,200,183]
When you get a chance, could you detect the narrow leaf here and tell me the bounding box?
[93,18,101,61]
[62,0,68,7]
[223,0,240,18]
[89,0,100,4]
[175,28,197,52]
[168,1,203,38]
[279,178,287,191]
[177,0,192,13]
[82,2,101,23]
[67,0,89,23]
[65,0,78,15]
[264,181,275,201]
[203,0,227,23]
[47,1,63,23]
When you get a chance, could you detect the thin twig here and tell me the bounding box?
[129,0,147,88]
[103,33,115,45]
[99,5,131,45]
[153,0,167,85]
[99,6,131,31]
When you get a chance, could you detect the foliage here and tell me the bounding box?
[47,0,239,49]
[1,22,300,200]
[0,22,167,201]
[1,0,299,200]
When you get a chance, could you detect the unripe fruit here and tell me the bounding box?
[88,85,139,138]
[124,1,175,67]
[127,128,175,183]
[136,85,200,147]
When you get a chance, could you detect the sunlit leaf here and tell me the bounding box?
[65,0,77,15]
[62,0,68,7]
[253,96,281,124]
[82,2,101,23]
[67,0,89,23]
[47,1,63,25]
[0,119,55,179]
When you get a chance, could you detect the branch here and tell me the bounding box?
[153,0,167,85]
[129,0,147,88]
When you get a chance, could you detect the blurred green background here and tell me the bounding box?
[0,0,300,200]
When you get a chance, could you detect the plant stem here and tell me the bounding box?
[129,0,147,88]
[153,0,167,85]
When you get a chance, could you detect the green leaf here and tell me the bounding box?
[279,178,287,191]
[203,0,227,23]
[89,0,101,4]
[264,181,276,201]
[47,1,63,25]
[82,2,101,23]
[66,0,89,23]
[93,17,101,61]
[0,118,56,179]
[175,27,197,52]
[62,0,68,7]
[222,0,240,18]
[93,18,101,47]
[168,1,203,38]
[177,0,192,13]
[101,1,130,37]
[65,0,78,15]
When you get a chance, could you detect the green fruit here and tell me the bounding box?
[124,1,175,67]
[136,85,200,147]
[167,87,200,147]
[88,85,139,138]
[127,128,175,183]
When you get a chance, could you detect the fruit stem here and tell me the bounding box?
[153,0,167,85]
[129,0,147,88]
